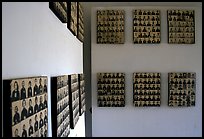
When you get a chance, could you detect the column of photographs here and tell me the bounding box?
[78,74,86,115]
[77,2,84,43]
[97,10,125,44]
[97,73,125,107]
[133,73,161,107]
[168,72,196,106]
[49,2,67,23]
[67,2,78,36]
[68,74,80,129]
[8,77,48,137]
[54,75,70,137]
[133,10,161,44]
[167,10,195,44]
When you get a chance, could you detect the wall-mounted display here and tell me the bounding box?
[67,2,78,36]
[133,73,161,107]
[51,75,70,137]
[68,74,79,129]
[168,72,196,107]
[49,2,67,23]
[97,10,125,44]
[167,10,195,44]
[78,74,86,115]
[3,76,48,137]
[77,2,84,43]
[97,73,125,107]
[133,10,161,44]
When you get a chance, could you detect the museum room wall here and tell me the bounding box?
[2,2,85,137]
[82,2,202,137]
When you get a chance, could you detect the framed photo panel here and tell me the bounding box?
[49,2,67,23]
[133,10,161,44]
[78,74,86,116]
[168,72,196,107]
[51,75,70,137]
[3,76,48,137]
[167,10,195,44]
[97,73,125,107]
[67,2,78,36]
[77,2,84,43]
[97,10,125,44]
[68,74,79,129]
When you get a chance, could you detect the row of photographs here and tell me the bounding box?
[3,74,86,137]
[97,72,195,107]
[49,2,84,43]
[96,9,195,44]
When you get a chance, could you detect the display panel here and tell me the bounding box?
[3,76,48,137]
[49,2,67,23]
[77,2,84,43]
[97,73,125,107]
[68,74,79,129]
[51,75,70,137]
[67,2,78,36]
[133,10,161,44]
[97,10,125,44]
[167,10,195,44]
[133,73,161,107]
[168,72,196,107]
[78,74,86,115]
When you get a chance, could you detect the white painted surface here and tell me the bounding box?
[91,4,202,137]
[2,2,85,137]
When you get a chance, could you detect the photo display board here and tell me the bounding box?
[97,10,125,44]
[49,2,67,23]
[97,73,125,107]
[78,74,86,115]
[67,2,78,36]
[51,75,70,137]
[133,10,161,44]
[68,74,79,129]
[168,72,196,107]
[3,76,48,137]
[77,2,84,43]
[167,10,195,44]
[133,73,161,107]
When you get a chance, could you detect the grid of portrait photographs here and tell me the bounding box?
[49,2,67,23]
[3,76,48,137]
[67,2,78,36]
[168,72,196,107]
[51,75,70,137]
[77,2,84,43]
[97,73,125,107]
[97,10,125,44]
[68,74,80,129]
[133,73,161,107]
[133,10,161,44]
[167,10,195,44]
[78,74,86,116]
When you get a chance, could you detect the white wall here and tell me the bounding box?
[91,3,202,137]
[2,2,85,137]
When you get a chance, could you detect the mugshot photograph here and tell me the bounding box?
[21,99,28,121]
[43,78,47,93]
[39,95,44,111]
[39,112,44,129]
[12,81,20,102]
[28,118,34,136]
[13,105,21,125]
[34,96,39,114]
[39,78,43,94]
[44,123,47,137]
[13,128,20,137]
[20,80,27,99]
[27,80,33,98]
[33,78,39,96]
[28,98,34,117]
[21,124,27,137]
[44,109,47,125]
[44,93,47,108]
[34,114,39,132]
